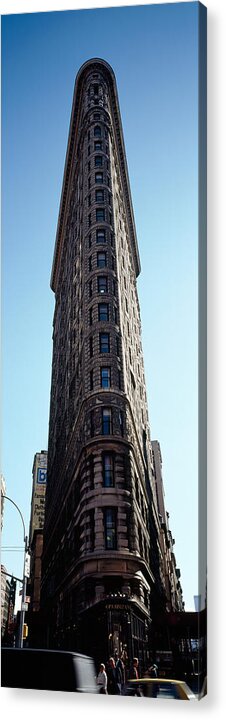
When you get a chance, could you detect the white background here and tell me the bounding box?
[1,0,225,717]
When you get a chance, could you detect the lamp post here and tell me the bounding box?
[3,495,30,648]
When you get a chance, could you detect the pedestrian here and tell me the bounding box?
[145,663,158,678]
[96,663,108,694]
[107,657,121,695]
[130,656,140,680]
[129,657,142,696]
[115,653,126,692]
[144,663,159,697]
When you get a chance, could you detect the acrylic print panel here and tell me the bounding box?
[1,0,207,706]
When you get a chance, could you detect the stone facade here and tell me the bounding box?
[41,59,171,667]
[152,440,184,612]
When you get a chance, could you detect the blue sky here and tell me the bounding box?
[1,2,200,611]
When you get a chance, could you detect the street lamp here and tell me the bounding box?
[3,495,30,648]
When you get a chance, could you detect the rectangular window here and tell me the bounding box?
[89,509,95,551]
[96,208,105,222]
[100,333,110,353]
[89,256,92,272]
[104,508,117,549]
[89,233,92,248]
[95,155,102,167]
[90,369,93,390]
[98,276,108,294]
[89,337,93,358]
[89,455,94,490]
[113,306,118,324]
[90,410,94,437]
[89,307,93,325]
[96,229,106,243]
[94,125,101,137]
[94,141,102,151]
[88,193,91,206]
[95,172,103,184]
[98,303,109,322]
[103,454,114,487]
[119,410,124,436]
[96,189,104,202]
[93,84,99,95]
[88,213,91,226]
[89,280,92,297]
[102,408,112,435]
[97,251,106,268]
[101,366,111,388]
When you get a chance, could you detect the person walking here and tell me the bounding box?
[129,657,142,696]
[144,663,158,678]
[107,657,121,695]
[96,663,108,694]
[130,656,140,680]
[115,652,126,693]
[144,663,159,697]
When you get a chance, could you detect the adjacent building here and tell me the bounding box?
[29,451,47,608]
[152,440,184,613]
[41,59,181,667]
[28,451,47,645]
[1,566,9,638]
[1,567,16,644]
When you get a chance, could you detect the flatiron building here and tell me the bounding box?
[41,58,170,667]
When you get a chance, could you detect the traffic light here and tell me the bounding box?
[23,624,28,639]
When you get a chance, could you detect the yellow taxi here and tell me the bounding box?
[124,676,197,700]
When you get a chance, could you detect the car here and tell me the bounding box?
[124,676,197,700]
[1,647,98,693]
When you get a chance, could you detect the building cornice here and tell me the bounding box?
[50,58,141,292]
